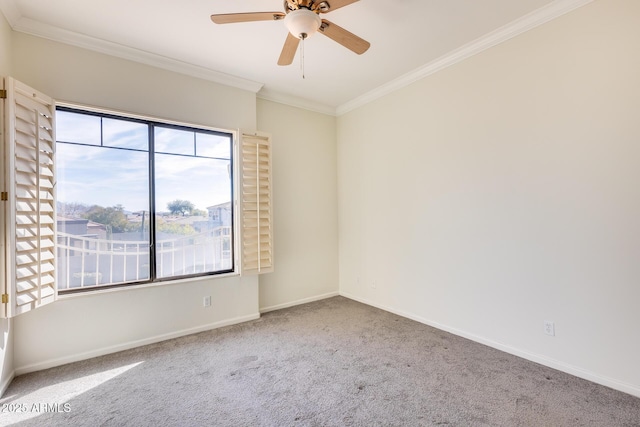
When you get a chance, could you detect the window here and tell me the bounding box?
[2,77,272,317]
[55,106,234,291]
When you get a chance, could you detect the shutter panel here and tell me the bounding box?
[2,77,57,318]
[240,133,273,274]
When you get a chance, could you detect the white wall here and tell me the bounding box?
[337,0,640,397]
[0,11,15,396]
[10,33,261,373]
[257,99,339,311]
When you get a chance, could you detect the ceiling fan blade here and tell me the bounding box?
[321,0,360,13]
[278,33,300,66]
[210,12,285,24]
[319,19,370,54]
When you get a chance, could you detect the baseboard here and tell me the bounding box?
[260,291,340,314]
[340,291,640,399]
[14,312,260,376]
[0,370,15,398]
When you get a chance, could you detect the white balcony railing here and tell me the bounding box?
[56,227,232,289]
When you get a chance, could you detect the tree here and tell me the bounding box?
[156,219,196,235]
[58,201,90,218]
[167,199,195,216]
[83,205,131,233]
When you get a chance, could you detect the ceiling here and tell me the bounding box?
[2,0,585,115]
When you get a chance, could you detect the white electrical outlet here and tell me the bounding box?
[544,320,555,336]
[203,296,211,307]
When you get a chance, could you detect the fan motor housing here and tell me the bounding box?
[284,0,330,13]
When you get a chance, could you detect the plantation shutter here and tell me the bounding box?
[240,133,273,274]
[1,77,57,318]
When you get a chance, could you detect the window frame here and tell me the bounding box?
[55,103,239,294]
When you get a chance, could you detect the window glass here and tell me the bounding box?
[103,118,149,150]
[56,142,151,289]
[56,110,101,146]
[196,132,231,159]
[155,127,194,155]
[155,153,232,277]
[55,107,234,291]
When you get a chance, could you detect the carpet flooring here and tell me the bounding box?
[1,296,639,426]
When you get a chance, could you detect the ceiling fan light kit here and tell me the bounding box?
[284,8,321,39]
[211,0,370,67]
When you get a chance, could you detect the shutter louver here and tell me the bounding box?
[2,77,57,317]
[240,133,273,274]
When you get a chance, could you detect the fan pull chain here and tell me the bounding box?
[300,34,306,79]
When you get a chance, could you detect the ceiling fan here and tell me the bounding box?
[211,0,370,66]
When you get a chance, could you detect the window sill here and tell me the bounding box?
[57,270,241,300]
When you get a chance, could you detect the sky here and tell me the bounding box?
[56,110,232,214]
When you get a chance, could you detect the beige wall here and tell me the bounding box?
[3,0,637,401]
[12,34,256,131]
[0,10,10,73]
[10,33,261,373]
[257,99,339,311]
[337,0,640,397]
[0,11,14,397]
[5,31,341,376]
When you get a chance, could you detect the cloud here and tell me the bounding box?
[56,110,101,145]
[103,118,148,150]
[57,146,231,212]
[57,145,149,211]
[155,154,231,210]
[56,111,233,213]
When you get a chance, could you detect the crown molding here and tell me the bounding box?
[336,0,595,116]
[5,15,264,94]
[2,0,594,116]
[257,88,336,116]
